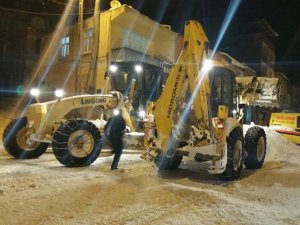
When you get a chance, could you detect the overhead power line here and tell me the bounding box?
[51,0,93,10]
[0,5,93,16]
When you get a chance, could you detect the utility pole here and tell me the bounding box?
[75,0,83,94]
[86,0,101,93]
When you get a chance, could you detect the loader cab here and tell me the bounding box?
[209,68,236,117]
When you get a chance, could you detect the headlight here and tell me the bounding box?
[134,65,143,73]
[113,109,120,116]
[109,65,118,73]
[54,89,64,98]
[138,110,145,118]
[30,88,40,97]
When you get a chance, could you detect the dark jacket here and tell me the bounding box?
[104,114,126,139]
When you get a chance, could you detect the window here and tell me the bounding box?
[211,76,222,103]
[61,36,70,58]
[297,116,300,128]
[84,28,93,53]
[145,70,164,102]
[222,73,233,104]
[113,72,128,92]
[210,68,234,117]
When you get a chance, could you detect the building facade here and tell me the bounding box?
[39,4,182,110]
[228,19,278,78]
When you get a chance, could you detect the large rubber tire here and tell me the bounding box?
[244,126,266,169]
[2,117,49,159]
[155,153,183,170]
[220,127,244,180]
[52,120,102,167]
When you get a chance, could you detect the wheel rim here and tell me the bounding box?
[257,136,265,161]
[68,130,94,158]
[233,140,243,171]
[16,127,39,151]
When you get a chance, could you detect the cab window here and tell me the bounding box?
[210,68,235,117]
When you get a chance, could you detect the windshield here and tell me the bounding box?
[210,68,235,117]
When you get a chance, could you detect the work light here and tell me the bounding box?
[30,88,40,97]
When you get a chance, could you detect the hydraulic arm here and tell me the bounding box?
[142,20,213,161]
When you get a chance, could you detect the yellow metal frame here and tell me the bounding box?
[270,113,300,144]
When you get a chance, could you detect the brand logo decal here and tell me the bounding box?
[167,72,181,118]
[81,98,106,105]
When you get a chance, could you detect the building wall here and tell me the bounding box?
[274,72,290,110]
[38,23,78,95]
[229,34,261,72]
[0,12,31,92]
[228,20,277,78]
[39,5,180,96]
[261,40,275,77]
[24,27,41,85]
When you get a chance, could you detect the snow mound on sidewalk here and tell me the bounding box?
[244,125,300,165]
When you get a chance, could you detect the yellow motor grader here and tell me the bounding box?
[2,79,137,167]
[141,20,278,180]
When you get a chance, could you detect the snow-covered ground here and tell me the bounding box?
[1,100,300,225]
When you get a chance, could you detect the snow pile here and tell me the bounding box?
[244,124,300,165]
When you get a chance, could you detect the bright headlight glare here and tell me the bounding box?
[138,110,145,118]
[113,109,120,116]
[232,109,237,114]
[134,65,143,73]
[203,59,213,72]
[55,89,64,98]
[30,88,40,97]
[109,65,118,73]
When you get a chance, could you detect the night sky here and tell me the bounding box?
[113,0,300,83]
[1,0,299,83]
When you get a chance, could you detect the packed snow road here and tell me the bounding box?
[1,101,300,225]
[1,131,300,225]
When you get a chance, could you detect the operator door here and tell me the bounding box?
[210,68,235,117]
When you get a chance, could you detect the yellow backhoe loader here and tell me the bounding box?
[141,20,273,180]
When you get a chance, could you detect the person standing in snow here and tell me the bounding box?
[104,110,126,170]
